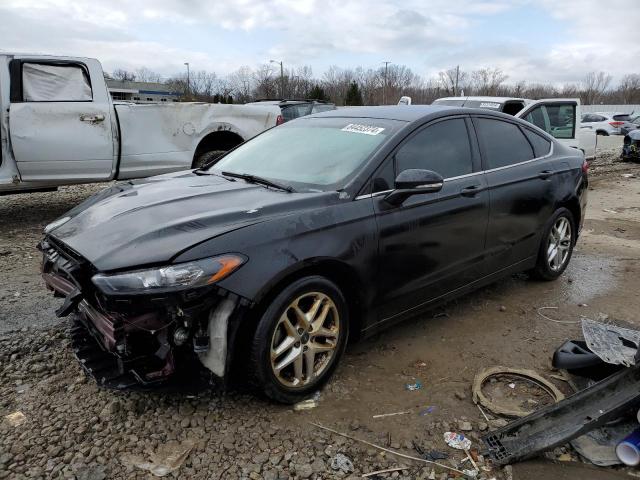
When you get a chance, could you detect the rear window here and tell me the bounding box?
[281,104,313,121]
[474,118,534,169]
[613,114,631,121]
[432,99,466,107]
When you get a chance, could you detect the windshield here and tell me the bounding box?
[210,117,403,192]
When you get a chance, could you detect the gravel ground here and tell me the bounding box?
[1,138,639,479]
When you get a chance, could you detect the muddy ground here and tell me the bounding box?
[1,138,640,479]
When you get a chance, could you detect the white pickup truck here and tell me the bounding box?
[0,54,281,194]
[430,96,597,161]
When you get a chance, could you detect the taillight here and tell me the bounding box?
[609,121,624,127]
[582,159,589,174]
[276,115,284,126]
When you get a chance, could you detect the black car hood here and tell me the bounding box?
[51,172,332,271]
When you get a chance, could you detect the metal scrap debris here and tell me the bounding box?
[582,318,640,367]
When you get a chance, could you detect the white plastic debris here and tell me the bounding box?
[444,432,472,450]
[4,411,26,427]
[120,440,195,477]
[330,453,354,473]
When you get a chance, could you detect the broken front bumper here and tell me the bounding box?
[40,237,250,389]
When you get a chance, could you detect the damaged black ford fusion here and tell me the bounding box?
[40,106,588,403]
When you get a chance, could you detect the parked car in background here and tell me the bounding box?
[621,113,639,136]
[41,105,587,403]
[427,96,597,160]
[246,99,336,123]
[581,112,636,136]
[0,54,281,194]
[622,129,640,162]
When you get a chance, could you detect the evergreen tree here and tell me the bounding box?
[344,82,363,106]
[308,84,329,101]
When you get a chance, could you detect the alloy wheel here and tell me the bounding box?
[270,292,340,388]
[547,216,572,271]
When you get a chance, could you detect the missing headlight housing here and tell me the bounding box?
[91,254,247,295]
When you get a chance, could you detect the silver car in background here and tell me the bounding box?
[581,112,636,135]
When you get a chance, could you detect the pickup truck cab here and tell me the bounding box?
[0,54,280,193]
[431,96,597,161]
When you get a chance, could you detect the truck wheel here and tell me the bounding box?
[192,150,227,169]
[249,276,349,404]
[530,208,575,281]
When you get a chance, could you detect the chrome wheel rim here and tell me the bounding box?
[547,217,572,271]
[270,292,340,388]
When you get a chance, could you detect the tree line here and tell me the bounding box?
[107,64,640,106]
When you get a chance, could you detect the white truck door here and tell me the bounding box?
[8,59,115,182]
[515,98,596,159]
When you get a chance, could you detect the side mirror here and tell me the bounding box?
[384,169,443,206]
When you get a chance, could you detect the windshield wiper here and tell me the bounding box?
[221,171,295,193]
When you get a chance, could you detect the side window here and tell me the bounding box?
[522,128,552,158]
[582,114,596,123]
[474,118,534,169]
[524,104,575,139]
[22,63,92,102]
[395,119,473,179]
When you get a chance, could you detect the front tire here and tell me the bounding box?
[249,276,349,403]
[530,208,575,281]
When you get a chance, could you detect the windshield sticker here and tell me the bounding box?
[341,124,385,135]
[479,102,501,109]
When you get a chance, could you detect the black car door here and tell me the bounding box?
[368,116,490,325]
[472,115,559,272]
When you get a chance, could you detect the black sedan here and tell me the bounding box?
[40,106,588,403]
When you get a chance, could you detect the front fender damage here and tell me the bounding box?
[198,297,236,378]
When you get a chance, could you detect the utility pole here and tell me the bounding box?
[270,60,284,98]
[382,61,391,105]
[454,65,459,97]
[184,62,190,97]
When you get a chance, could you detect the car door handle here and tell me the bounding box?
[460,185,485,197]
[538,170,554,180]
[79,114,105,123]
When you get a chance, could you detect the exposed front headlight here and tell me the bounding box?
[44,216,71,233]
[91,254,247,294]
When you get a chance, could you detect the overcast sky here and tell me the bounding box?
[1,0,638,86]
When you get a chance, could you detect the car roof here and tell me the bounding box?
[310,105,460,122]
[435,96,528,103]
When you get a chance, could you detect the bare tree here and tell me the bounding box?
[618,74,640,104]
[471,68,508,96]
[438,67,467,96]
[228,66,254,103]
[111,69,137,82]
[253,64,278,99]
[581,71,612,104]
[135,67,163,83]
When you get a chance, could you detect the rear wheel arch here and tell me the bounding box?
[557,197,581,236]
[192,130,244,168]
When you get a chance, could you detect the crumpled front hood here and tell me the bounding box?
[51,171,331,271]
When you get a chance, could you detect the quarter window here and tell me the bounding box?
[474,118,534,169]
[524,104,575,139]
[523,128,552,158]
[395,119,473,179]
[22,63,92,102]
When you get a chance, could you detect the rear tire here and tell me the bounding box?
[192,150,227,169]
[596,130,609,136]
[530,208,575,281]
[249,276,349,404]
